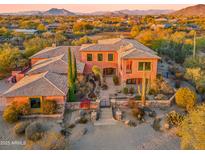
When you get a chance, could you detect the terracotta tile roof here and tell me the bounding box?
[80,38,160,59]
[3,72,68,97]
[30,46,81,61]
[119,39,160,59]
[27,55,67,75]
[28,53,85,75]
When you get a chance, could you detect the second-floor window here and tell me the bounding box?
[108,54,114,61]
[87,54,92,61]
[138,62,151,71]
[126,60,132,74]
[98,54,103,61]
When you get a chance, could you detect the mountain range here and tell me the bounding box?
[1,4,205,16]
[0,8,174,16]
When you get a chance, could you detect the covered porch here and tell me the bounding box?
[103,67,117,76]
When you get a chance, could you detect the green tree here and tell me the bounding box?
[0,43,27,77]
[0,27,11,37]
[175,87,197,111]
[67,48,76,102]
[72,54,77,82]
[130,25,140,38]
[179,104,205,149]
[24,37,52,57]
[37,24,47,31]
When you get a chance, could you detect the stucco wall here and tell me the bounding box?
[5,96,65,105]
[119,58,158,82]
[80,51,118,73]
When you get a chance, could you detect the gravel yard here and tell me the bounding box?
[0,112,24,150]
[69,106,181,150]
[69,122,180,150]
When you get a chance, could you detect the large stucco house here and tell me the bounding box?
[2,38,160,112]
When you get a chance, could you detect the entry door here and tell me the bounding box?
[103,68,115,75]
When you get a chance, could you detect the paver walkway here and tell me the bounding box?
[94,108,116,126]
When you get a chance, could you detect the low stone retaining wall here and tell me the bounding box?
[111,94,175,108]
[20,113,64,119]
[65,102,99,110]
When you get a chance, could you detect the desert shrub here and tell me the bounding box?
[149,88,157,95]
[166,111,184,127]
[196,83,205,94]
[68,123,75,129]
[179,104,205,150]
[25,131,66,150]
[41,100,57,114]
[25,122,46,141]
[175,80,181,89]
[175,88,197,111]
[101,83,108,90]
[112,75,119,85]
[78,117,88,124]
[128,99,137,108]
[156,74,163,81]
[16,103,31,115]
[14,121,31,135]
[175,72,184,79]
[129,87,135,94]
[3,105,19,123]
[132,107,145,120]
[135,95,141,100]
[123,87,129,95]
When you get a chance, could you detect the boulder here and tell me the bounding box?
[160,117,170,131]
[80,127,88,136]
[115,109,122,121]
[155,94,168,100]
[124,120,130,125]
[124,120,136,127]
[74,117,81,124]
[79,110,86,117]
[152,117,161,131]
[91,111,97,121]
[148,110,157,117]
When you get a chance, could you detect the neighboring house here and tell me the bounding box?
[12,29,39,35]
[2,38,160,113]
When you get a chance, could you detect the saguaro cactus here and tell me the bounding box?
[193,31,196,59]
[137,63,150,106]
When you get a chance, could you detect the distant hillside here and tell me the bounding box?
[1,8,174,16]
[43,8,75,16]
[172,4,205,16]
[84,9,174,16]
[1,8,76,16]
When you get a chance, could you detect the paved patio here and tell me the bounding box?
[99,76,121,101]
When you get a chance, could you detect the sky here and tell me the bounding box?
[0,4,194,13]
